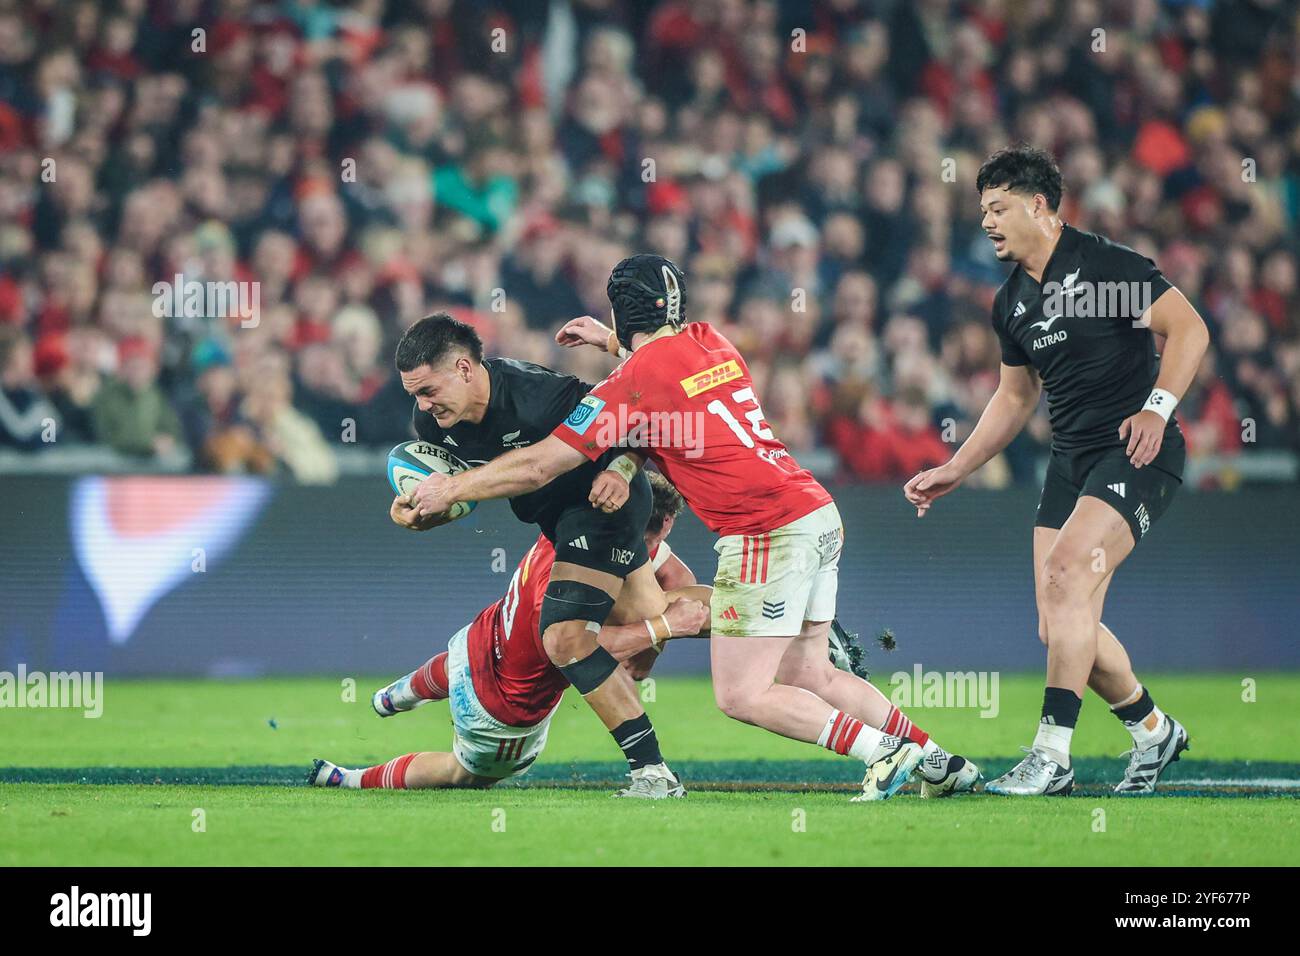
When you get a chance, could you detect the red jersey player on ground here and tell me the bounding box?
[310,472,709,790]
[410,255,979,801]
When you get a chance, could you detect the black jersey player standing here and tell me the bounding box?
[390,314,683,798]
[904,146,1210,796]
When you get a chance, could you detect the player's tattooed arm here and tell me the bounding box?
[1120,288,1210,468]
[410,435,587,516]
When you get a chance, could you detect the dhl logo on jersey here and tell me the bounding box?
[680,359,743,397]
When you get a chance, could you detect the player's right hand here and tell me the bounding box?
[903,462,965,518]
[663,597,709,638]
[389,495,447,531]
[556,315,612,350]
[589,470,630,512]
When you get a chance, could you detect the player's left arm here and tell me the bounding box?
[1121,287,1210,468]
[411,435,586,517]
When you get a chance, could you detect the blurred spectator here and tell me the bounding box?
[241,349,338,484]
[91,337,184,460]
[0,0,1294,486]
[0,327,57,449]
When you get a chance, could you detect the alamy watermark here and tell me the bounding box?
[889,664,999,718]
[152,274,260,327]
[50,886,150,936]
[0,665,103,718]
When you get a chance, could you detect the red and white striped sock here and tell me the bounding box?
[409,653,449,701]
[882,706,930,746]
[817,710,893,763]
[359,753,418,790]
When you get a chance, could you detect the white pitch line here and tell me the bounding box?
[1171,778,1300,789]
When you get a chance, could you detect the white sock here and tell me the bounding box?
[815,710,894,763]
[918,739,951,782]
[1126,705,1168,749]
[1032,721,1073,768]
[853,730,900,764]
[339,767,362,789]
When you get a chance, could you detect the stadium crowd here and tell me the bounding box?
[0,0,1297,486]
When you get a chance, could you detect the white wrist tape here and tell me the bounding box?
[645,614,673,653]
[605,454,638,483]
[606,330,630,360]
[1142,388,1178,423]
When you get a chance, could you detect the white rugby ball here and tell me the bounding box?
[386,440,478,521]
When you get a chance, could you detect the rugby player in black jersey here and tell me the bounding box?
[905,146,1210,796]
[389,314,685,798]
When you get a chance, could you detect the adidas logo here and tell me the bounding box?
[1013,301,1026,317]
[568,535,589,550]
[444,435,457,446]
[761,599,785,620]
[721,606,739,621]
[1107,482,1126,498]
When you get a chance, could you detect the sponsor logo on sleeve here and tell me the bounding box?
[680,359,743,397]
[564,395,606,435]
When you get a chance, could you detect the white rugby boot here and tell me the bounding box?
[614,762,686,799]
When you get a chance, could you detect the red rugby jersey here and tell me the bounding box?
[551,322,831,535]
[467,534,568,727]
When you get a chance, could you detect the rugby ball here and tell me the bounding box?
[386,440,478,521]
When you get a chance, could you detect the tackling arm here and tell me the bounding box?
[414,434,587,516]
[597,587,713,662]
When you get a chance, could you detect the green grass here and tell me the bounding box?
[1,674,1296,865]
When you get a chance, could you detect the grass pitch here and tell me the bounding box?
[1,674,1296,866]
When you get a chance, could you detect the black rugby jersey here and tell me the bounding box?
[411,357,613,526]
[991,224,1181,453]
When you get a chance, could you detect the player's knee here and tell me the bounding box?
[540,579,615,664]
[1040,557,1088,608]
[713,684,756,724]
[542,620,595,665]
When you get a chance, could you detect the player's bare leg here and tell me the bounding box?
[307,752,498,790]
[543,561,683,798]
[1029,528,1189,793]
[991,496,1186,795]
[774,619,980,796]
[711,631,923,801]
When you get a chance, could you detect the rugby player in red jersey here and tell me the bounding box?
[309,472,709,790]
[410,256,978,801]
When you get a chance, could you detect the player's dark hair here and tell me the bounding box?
[394,313,483,371]
[976,145,1064,211]
[646,470,685,535]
